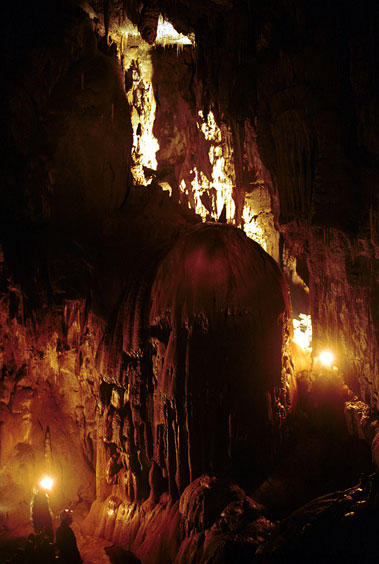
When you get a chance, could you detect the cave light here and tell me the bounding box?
[136,93,159,172]
[159,181,172,196]
[116,15,193,186]
[121,27,140,39]
[185,110,276,257]
[292,313,312,351]
[199,110,220,142]
[39,476,54,491]
[124,44,160,185]
[183,161,235,222]
[156,15,194,46]
[242,205,267,252]
[317,350,334,368]
[119,14,193,47]
[179,111,235,222]
[116,14,274,256]
[106,497,120,518]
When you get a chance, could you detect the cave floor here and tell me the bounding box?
[72,522,113,564]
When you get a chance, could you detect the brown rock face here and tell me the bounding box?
[147,0,379,409]
[139,2,160,44]
[91,223,294,528]
[46,51,132,225]
[0,219,293,553]
[1,0,379,562]
[149,223,294,492]
[0,260,101,527]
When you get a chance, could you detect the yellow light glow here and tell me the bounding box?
[199,110,221,142]
[159,181,172,196]
[292,314,312,351]
[156,16,194,45]
[242,204,267,251]
[39,476,54,491]
[129,79,159,186]
[118,15,194,46]
[107,508,115,516]
[180,111,235,222]
[137,88,159,170]
[318,350,334,367]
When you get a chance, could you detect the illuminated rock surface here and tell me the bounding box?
[1,0,379,563]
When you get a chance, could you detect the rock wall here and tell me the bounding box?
[143,0,379,409]
[0,3,295,544]
[0,248,101,527]
[0,216,294,552]
[83,221,294,556]
[1,1,379,562]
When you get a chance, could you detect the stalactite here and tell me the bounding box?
[104,0,110,41]
[138,0,160,44]
[230,119,246,226]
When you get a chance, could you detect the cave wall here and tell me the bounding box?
[0,252,100,526]
[0,0,378,562]
[0,1,295,545]
[79,220,294,563]
[123,0,378,410]
[145,0,379,407]
[97,222,294,500]
[249,0,379,405]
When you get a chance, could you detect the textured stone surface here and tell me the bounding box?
[0,258,101,526]
[90,221,294,529]
[256,474,379,564]
[1,1,379,563]
[138,0,379,409]
[83,474,273,564]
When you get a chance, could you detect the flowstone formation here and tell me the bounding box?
[85,222,295,558]
[0,250,101,528]
[0,219,294,561]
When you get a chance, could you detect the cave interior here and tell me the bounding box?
[0,0,378,563]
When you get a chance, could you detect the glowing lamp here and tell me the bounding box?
[317,350,334,367]
[39,476,54,491]
[292,314,312,351]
